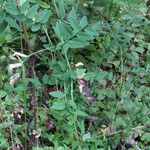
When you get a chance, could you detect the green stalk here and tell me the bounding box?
[42,25,54,60]
[64,51,80,144]
[64,51,74,102]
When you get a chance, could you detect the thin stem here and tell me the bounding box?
[42,25,53,45]
[28,49,49,57]
[64,51,74,102]
[22,24,29,48]
[3,36,23,44]
[64,51,79,143]
[71,78,74,102]
[53,0,59,17]
[64,82,67,102]
[64,51,71,71]
[22,64,28,150]
[22,47,55,64]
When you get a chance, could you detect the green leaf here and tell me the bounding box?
[68,8,79,31]
[77,31,94,41]
[5,2,19,16]
[30,0,37,3]
[0,90,7,98]
[67,37,88,48]
[79,16,88,28]
[28,78,42,89]
[27,4,39,19]
[61,123,74,132]
[35,9,51,23]
[14,85,28,92]
[51,102,65,110]
[75,69,86,77]
[135,47,145,53]
[38,1,50,8]
[5,17,21,31]
[141,133,150,142]
[49,91,64,99]
[20,0,29,14]
[42,74,49,84]
[91,21,100,30]
[0,21,8,33]
[54,21,72,41]
[5,95,16,106]
[31,23,41,32]
[75,110,88,117]
[18,0,27,6]
[58,2,66,20]
[41,11,51,23]
[82,132,91,141]
[95,72,108,81]
[0,0,5,5]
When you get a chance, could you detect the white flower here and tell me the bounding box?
[8,63,22,73]
[33,127,41,139]
[10,73,20,86]
[75,62,84,67]
[13,52,28,58]
[79,84,83,94]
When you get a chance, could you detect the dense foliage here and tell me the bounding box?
[0,0,150,149]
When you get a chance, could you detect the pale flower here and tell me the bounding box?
[79,84,83,94]
[13,52,28,58]
[75,62,84,67]
[33,127,41,139]
[78,79,90,95]
[86,97,97,102]
[10,73,20,86]
[77,79,87,86]
[8,63,22,73]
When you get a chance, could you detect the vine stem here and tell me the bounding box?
[64,51,71,71]
[42,25,54,60]
[53,0,59,18]
[42,25,53,45]
[64,51,80,143]
[64,51,74,102]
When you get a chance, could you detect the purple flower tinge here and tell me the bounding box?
[78,78,89,95]
[82,87,90,95]
[77,79,87,86]
[86,97,97,102]
[46,121,55,130]
[77,74,96,102]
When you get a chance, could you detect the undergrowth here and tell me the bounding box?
[0,0,150,150]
